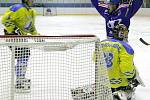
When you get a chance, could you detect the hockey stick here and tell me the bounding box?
[125,0,132,17]
[138,0,149,46]
[139,38,150,46]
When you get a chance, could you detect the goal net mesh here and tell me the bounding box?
[0,35,113,100]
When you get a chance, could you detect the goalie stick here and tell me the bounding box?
[138,0,149,46]
[139,38,150,46]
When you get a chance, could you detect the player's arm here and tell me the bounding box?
[2,5,26,35]
[119,44,136,79]
[91,0,108,18]
[2,10,18,34]
[29,9,39,36]
[126,0,143,18]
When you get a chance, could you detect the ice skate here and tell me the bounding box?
[113,90,128,100]
[15,78,31,93]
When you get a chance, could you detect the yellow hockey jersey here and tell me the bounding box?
[2,4,38,35]
[99,39,136,88]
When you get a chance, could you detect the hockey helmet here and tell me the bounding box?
[113,24,129,40]
[22,0,34,6]
[106,0,121,4]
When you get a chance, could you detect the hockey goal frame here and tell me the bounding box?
[0,35,113,100]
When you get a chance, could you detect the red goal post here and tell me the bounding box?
[0,35,113,100]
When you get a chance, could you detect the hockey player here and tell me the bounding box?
[1,0,38,92]
[99,24,144,100]
[91,0,143,42]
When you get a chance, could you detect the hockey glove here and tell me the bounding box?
[128,73,140,88]
[14,27,22,35]
[4,27,22,35]
[128,78,140,88]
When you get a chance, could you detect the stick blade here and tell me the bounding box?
[139,38,150,45]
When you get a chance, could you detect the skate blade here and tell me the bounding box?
[15,88,31,93]
[15,85,31,93]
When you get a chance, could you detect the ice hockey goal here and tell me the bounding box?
[43,7,57,16]
[0,35,113,100]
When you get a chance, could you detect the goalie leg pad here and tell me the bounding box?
[16,56,30,78]
[71,84,95,100]
[112,87,136,100]
[16,65,27,79]
[113,90,128,100]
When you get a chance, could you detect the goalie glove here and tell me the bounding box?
[128,73,145,88]
[128,69,146,88]
[128,78,140,88]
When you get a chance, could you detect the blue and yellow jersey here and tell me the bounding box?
[99,39,136,88]
[2,4,38,35]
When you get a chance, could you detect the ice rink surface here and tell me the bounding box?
[0,15,150,100]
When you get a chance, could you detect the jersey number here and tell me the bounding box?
[104,52,113,68]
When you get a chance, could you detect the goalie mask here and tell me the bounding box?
[113,24,129,40]
[22,0,34,6]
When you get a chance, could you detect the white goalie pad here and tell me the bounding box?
[71,84,95,100]
[70,83,112,100]
[113,88,136,100]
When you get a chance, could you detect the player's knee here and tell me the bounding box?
[15,48,31,59]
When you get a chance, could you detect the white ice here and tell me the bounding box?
[0,15,150,100]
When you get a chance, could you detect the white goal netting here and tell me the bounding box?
[0,35,113,100]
